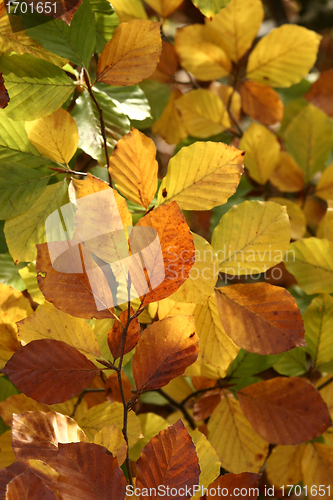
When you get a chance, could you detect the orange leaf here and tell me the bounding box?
[96,20,162,86]
[55,442,126,500]
[12,411,88,466]
[5,469,57,500]
[36,242,115,320]
[0,71,9,109]
[238,377,332,445]
[0,462,29,499]
[240,81,283,125]
[305,69,333,116]
[215,283,305,355]
[2,340,100,404]
[206,472,261,499]
[107,308,139,360]
[136,420,200,498]
[132,316,199,393]
[105,372,133,404]
[151,40,179,83]
[133,202,195,305]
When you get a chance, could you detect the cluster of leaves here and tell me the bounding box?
[0,0,333,497]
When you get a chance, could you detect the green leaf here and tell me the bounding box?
[191,0,232,17]
[0,254,26,291]
[23,0,96,69]
[273,347,307,376]
[228,349,282,378]
[90,0,119,53]
[133,80,170,129]
[0,53,75,121]
[304,294,333,369]
[0,163,53,220]
[4,181,69,263]
[71,88,130,165]
[96,83,151,121]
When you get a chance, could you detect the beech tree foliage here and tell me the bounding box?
[0,0,333,497]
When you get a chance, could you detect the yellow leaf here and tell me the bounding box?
[152,89,188,145]
[19,263,45,305]
[194,294,239,374]
[0,431,16,468]
[266,444,306,488]
[175,89,227,139]
[208,393,268,473]
[208,0,264,63]
[162,376,193,403]
[239,123,280,185]
[157,298,196,320]
[210,82,241,128]
[316,163,333,201]
[284,104,333,183]
[303,294,333,369]
[96,19,162,86]
[129,413,168,461]
[316,375,333,417]
[269,197,306,240]
[191,0,231,17]
[94,425,127,465]
[77,401,142,446]
[246,25,321,87]
[190,429,221,500]
[25,108,78,165]
[109,128,158,209]
[302,443,333,498]
[17,303,101,363]
[144,0,183,17]
[284,238,333,294]
[269,151,304,193]
[157,141,244,210]
[109,0,147,22]
[175,24,231,81]
[212,200,291,275]
[171,233,219,304]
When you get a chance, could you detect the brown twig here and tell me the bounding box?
[156,389,196,430]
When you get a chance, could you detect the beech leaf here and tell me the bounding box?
[206,472,261,499]
[0,72,9,109]
[5,469,57,500]
[107,308,139,360]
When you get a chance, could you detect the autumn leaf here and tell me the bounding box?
[269,151,304,193]
[0,71,9,109]
[144,0,183,18]
[107,308,139,360]
[303,294,333,369]
[269,197,306,240]
[301,443,333,497]
[190,429,221,500]
[315,163,333,200]
[305,68,333,116]
[5,468,57,500]
[206,472,261,499]
[238,377,332,445]
[240,81,283,125]
[96,20,162,86]
[266,443,306,488]
[94,425,127,465]
[151,90,187,145]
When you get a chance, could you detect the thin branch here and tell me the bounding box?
[70,388,105,418]
[48,166,88,176]
[317,376,333,392]
[156,389,196,430]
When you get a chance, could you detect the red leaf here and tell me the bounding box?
[0,463,28,500]
[5,469,57,500]
[206,472,261,499]
[2,339,100,404]
[107,308,139,360]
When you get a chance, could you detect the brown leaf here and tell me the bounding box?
[240,81,283,125]
[215,283,305,355]
[105,372,133,404]
[55,442,126,500]
[136,420,200,499]
[132,316,199,393]
[96,20,162,86]
[0,463,28,500]
[0,72,9,109]
[151,40,179,83]
[238,377,332,445]
[206,472,261,499]
[107,308,139,360]
[305,69,333,116]
[133,202,195,306]
[5,469,57,500]
[2,339,100,404]
[193,389,223,422]
[36,242,115,319]
[12,411,88,466]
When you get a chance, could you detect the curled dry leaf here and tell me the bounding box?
[206,472,261,500]
[240,81,283,125]
[215,283,305,355]
[55,442,127,500]
[0,71,9,109]
[136,420,200,498]
[132,315,199,393]
[96,20,162,86]
[5,469,57,500]
[107,308,139,360]
[2,339,100,404]
[238,377,332,445]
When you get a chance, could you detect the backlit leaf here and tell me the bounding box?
[133,315,199,392]
[151,90,187,145]
[284,103,333,182]
[190,429,220,500]
[18,263,45,305]
[239,123,280,185]
[107,308,139,360]
[208,0,264,63]
[144,0,183,17]
[315,163,333,201]
[305,68,333,117]
[110,0,147,22]
[246,25,321,87]
[97,83,151,121]
[96,19,161,86]
[2,339,100,404]
[212,200,290,275]
[215,283,305,354]
[206,472,261,499]
[303,294,333,369]
[5,469,57,500]
[240,81,283,125]
[136,420,200,499]
[191,0,231,17]
[0,394,49,427]
[238,377,332,444]
[109,128,158,209]
[157,141,244,210]
[269,151,304,193]
[175,24,231,81]
[25,109,79,165]
[56,442,126,500]
[0,53,75,121]
[301,443,333,498]
[266,443,306,488]
[208,393,268,473]
[94,425,127,465]
[157,298,196,320]
[284,238,333,294]
[129,413,168,462]
[11,411,88,466]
